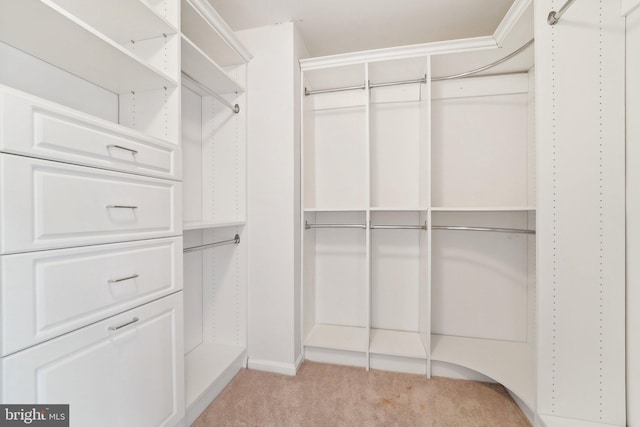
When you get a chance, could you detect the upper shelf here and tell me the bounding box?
[181,35,244,95]
[181,0,252,67]
[48,0,177,44]
[0,0,178,93]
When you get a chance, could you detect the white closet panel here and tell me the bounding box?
[0,154,181,254]
[1,293,184,427]
[313,212,368,327]
[0,86,181,180]
[311,106,368,209]
[431,75,528,208]
[0,237,182,356]
[431,211,529,342]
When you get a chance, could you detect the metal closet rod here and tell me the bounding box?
[181,72,240,114]
[431,38,534,82]
[304,75,426,96]
[305,221,534,234]
[371,224,427,230]
[183,234,240,253]
[432,226,535,235]
[547,0,578,25]
[305,221,366,230]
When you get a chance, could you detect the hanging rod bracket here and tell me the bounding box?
[547,0,578,26]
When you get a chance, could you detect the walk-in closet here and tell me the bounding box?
[0,0,636,426]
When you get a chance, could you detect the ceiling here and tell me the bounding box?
[206,0,517,58]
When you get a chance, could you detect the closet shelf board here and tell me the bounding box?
[305,324,369,352]
[304,207,368,213]
[181,35,244,95]
[183,220,246,231]
[430,334,534,409]
[49,0,177,44]
[0,0,178,94]
[181,0,247,67]
[431,206,536,212]
[185,343,246,409]
[369,329,427,359]
[369,207,429,212]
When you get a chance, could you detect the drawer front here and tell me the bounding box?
[0,237,183,356]
[0,87,181,180]
[1,293,185,427]
[0,154,181,253]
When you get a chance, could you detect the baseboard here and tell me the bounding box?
[294,352,304,372]
[247,358,298,376]
[507,389,535,425]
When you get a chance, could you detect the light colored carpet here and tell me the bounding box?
[193,361,531,426]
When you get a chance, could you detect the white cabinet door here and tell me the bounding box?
[1,293,185,427]
[0,237,183,356]
[0,86,181,180]
[0,154,182,254]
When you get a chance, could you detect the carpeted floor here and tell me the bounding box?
[193,361,531,426]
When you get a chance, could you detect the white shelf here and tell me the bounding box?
[430,334,535,409]
[305,324,369,352]
[369,329,427,359]
[181,35,244,95]
[50,0,177,44]
[431,206,536,212]
[181,0,250,67]
[370,207,429,212]
[304,208,368,212]
[185,343,245,416]
[0,0,178,93]
[183,220,246,231]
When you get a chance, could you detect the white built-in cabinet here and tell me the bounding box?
[0,0,250,425]
[301,51,536,410]
[179,0,250,425]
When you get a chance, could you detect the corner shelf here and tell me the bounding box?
[0,0,178,93]
[430,334,535,409]
[181,35,244,96]
[305,324,369,353]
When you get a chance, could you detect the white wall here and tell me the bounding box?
[239,23,306,375]
[535,0,626,424]
[626,4,640,426]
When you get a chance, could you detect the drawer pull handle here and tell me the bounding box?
[109,317,139,331]
[108,144,138,155]
[108,274,139,284]
[106,205,138,209]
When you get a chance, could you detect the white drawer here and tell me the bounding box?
[1,293,185,427]
[0,86,181,180]
[0,237,183,356]
[0,154,181,253]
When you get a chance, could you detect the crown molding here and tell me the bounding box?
[493,0,533,46]
[300,36,496,71]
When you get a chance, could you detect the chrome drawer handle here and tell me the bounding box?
[106,205,138,209]
[108,274,139,284]
[108,144,138,155]
[109,317,139,331]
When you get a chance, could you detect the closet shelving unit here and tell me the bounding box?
[179,0,251,424]
[301,23,537,412]
[0,0,184,425]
